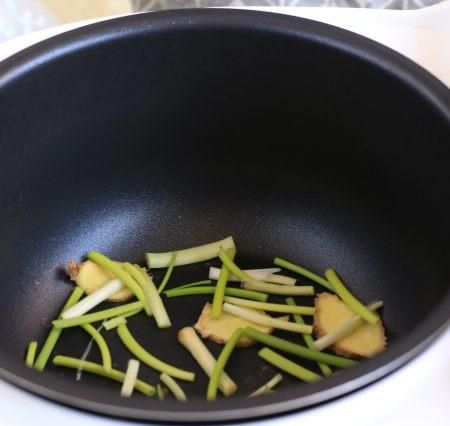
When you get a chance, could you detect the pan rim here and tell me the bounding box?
[0,7,449,423]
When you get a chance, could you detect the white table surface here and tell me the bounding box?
[1,5,449,426]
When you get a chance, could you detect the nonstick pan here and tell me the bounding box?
[0,8,449,423]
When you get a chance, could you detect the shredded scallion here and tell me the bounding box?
[52,301,144,329]
[34,287,84,371]
[121,359,140,397]
[160,373,187,401]
[123,263,170,328]
[248,373,283,397]
[178,327,237,396]
[258,347,321,383]
[157,253,177,294]
[87,251,150,314]
[206,328,243,401]
[325,269,379,325]
[81,323,112,371]
[218,247,270,288]
[224,296,315,316]
[25,341,38,368]
[117,324,195,381]
[209,267,281,282]
[146,236,235,268]
[165,280,212,292]
[61,279,124,319]
[285,297,332,377]
[242,281,315,296]
[157,384,165,400]
[164,286,268,302]
[212,248,236,318]
[223,303,312,334]
[53,355,154,395]
[274,257,333,290]
[103,316,127,331]
[243,327,357,369]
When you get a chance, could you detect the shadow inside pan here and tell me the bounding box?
[0,8,449,423]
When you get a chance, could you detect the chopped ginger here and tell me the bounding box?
[313,292,386,358]
[194,302,288,347]
[66,259,133,302]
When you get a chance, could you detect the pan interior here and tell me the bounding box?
[0,9,449,421]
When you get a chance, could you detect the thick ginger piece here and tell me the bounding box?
[313,292,386,358]
[66,259,134,302]
[195,302,288,347]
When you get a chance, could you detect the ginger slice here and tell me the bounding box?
[194,302,288,347]
[66,259,134,302]
[313,292,386,358]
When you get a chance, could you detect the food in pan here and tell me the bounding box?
[25,236,386,400]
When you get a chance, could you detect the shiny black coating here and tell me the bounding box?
[0,9,449,423]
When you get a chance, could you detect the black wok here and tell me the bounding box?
[0,8,449,423]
